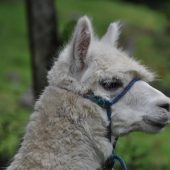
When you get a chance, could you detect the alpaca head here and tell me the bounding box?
[48,16,170,137]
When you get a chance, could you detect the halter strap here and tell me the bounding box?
[111,77,141,105]
[85,78,140,120]
[84,78,140,170]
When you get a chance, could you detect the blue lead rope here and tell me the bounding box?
[84,78,140,170]
[112,155,127,170]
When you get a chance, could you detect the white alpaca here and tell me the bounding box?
[7,16,170,170]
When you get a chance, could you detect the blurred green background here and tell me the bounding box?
[0,0,170,169]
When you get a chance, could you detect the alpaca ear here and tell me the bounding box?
[101,22,121,47]
[71,16,92,71]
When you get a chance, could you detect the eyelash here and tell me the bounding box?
[99,78,123,90]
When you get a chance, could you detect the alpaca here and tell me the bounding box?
[7,16,170,170]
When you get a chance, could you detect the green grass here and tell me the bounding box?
[0,1,31,157]
[117,130,170,169]
[57,0,167,34]
[0,0,170,169]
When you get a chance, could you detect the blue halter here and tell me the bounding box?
[84,77,140,170]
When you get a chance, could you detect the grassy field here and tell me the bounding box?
[0,0,170,169]
[0,1,31,158]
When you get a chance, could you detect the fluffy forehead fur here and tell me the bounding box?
[48,16,154,93]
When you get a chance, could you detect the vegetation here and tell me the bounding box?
[0,1,31,159]
[0,0,170,169]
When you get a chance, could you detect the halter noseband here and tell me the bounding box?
[84,77,140,170]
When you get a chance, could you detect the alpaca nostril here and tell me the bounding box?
[158,103,170,112]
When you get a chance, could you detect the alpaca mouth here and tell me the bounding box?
[143,116,168,128]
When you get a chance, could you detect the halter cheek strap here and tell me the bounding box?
[84,78,140,170]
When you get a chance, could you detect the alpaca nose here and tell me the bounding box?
[158,103,170,112]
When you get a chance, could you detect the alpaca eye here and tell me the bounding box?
[99,78,123,90]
